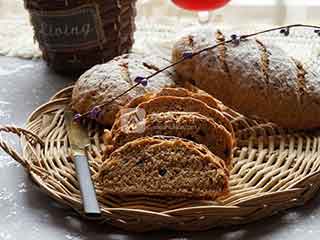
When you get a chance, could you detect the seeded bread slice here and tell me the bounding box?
[112,111,233,165]
[125,87,222,111]
[112,96,234,139]
[97,136,229,199]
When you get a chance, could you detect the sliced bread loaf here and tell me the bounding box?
[140,96,233,137]
[112,111,233,165]
[112,96,234,139]
[97,136,229,199]
[125,87,222,110]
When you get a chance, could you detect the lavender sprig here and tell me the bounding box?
[134,76,148,86]
[89,106,102,120]
[73,24,320,122]
[182,52,194,59]
[230,34,241,46]
[74,113,82,123]
[280,27,290,36]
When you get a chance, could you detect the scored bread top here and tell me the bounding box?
[71,53,176,126]
[172,30,320,129]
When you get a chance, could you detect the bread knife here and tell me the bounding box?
[64,110,101,217]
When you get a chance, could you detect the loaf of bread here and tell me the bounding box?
[71,53,176,126]
[112,111,233,164]
[112,95,234,138]
[172,30,320,129]
[97,136,229,199]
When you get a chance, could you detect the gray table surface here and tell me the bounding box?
[1,56,320,240]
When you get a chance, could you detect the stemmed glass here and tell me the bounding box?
[172,0,231,24]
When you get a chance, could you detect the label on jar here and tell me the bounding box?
[29,4,105,51]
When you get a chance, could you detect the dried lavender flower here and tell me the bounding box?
[73,113,82,123]
[230,34,241,46]
[134,76,148,87]
[183,52,193,59]
[89,106,102,120]
[280,27,290,36]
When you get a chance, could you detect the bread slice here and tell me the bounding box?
[112,111,233,165]
[97,136,229,199]
[141,96,233,137]
[125,87,222,110]
[112,95,234,139]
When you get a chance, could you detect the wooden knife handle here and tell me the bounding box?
[74,154,101,218]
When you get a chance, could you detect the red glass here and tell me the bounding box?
[172,0,230,11]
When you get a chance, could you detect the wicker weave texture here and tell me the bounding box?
[1,86,320,232]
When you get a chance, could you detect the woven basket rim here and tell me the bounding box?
[0,85,318,232]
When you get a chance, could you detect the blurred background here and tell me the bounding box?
[0,0,319,60]
[0,0,318,24]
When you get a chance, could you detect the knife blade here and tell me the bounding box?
[64,110,101,218]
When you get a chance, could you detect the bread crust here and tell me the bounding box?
[125,87,222,110]
[172,31,320,129]
[97,136,229,199]
[112,111,233,165]
[71,53,176,126]
[112,95,235,139]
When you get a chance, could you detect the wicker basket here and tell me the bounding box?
[1,86,320,232]
[24,0,136,74]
